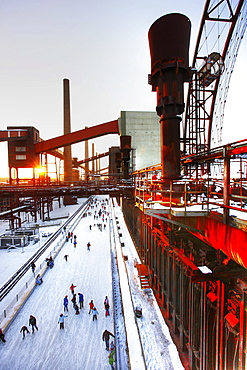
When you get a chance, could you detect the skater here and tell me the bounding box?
[104,296,109,307]
[74,304,80,315]
[108,349,115,369]
[36,275,43,285]
[71,293,77,308]
[73,239,77,248]
[110,341,115,352]
[105,302,110,317]
[92,307,98,321]
[0,328,6,343]
[58,313,67,329]
[89,225,92,230]
[87,242,91,250]
[63,295,69,312]
[70,283,76,295]
[104,296,110,316]
[31,261,36,274]
[29,315,38,333]
[78,293,84,309]
[88,300,94,314]
[102,329,115,350]
[49,258,54,269]
[64,254,69,261]
[20,326,30,339]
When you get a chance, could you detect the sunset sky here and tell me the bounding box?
[0,0,246,178]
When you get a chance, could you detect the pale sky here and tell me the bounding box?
[0,0,246,177]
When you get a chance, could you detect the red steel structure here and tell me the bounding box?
[0,120,119,184]
[120,2,247,369]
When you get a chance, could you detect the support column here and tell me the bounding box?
[92,143,95,174]
[223,145,230,224]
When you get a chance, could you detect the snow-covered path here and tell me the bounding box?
[0,197,115,370]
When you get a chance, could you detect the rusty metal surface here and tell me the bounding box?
[148,13,191,76]
[0,129,28,141]
[35,120,119,153]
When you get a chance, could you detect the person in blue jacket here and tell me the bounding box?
[92,307,98,321]
[49,259,54,268]
[36,275,43,285]
[63,295,69,312]
[78,293,84,309]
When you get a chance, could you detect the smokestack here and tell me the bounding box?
[63,78,73,183]
[84,126,89,180]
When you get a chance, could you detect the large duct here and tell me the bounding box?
[63,78,73,183]
[148,13,191,180]
[120,135,131,178]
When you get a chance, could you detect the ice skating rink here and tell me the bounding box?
[0,197,114,370]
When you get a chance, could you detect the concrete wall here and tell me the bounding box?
[118,111,160,171]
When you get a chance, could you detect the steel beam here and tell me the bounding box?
[34,120,119,153]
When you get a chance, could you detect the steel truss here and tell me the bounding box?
[183,0,247,156]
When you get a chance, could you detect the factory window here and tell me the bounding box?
[15,147,26,152]
[16,155,26,160]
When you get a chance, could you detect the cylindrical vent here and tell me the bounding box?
[148,13,191,76]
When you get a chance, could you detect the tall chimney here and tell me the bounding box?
[84,126,89,180]
[63,78,73,183]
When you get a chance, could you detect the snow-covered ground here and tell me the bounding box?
[0,195,184,370]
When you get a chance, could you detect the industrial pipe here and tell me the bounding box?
[148,13,191,179]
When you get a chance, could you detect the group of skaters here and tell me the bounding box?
[102,329,116,369]
[63,284,111,321]
[0,315,39,342]
[89,223,107,231]
[61,284,116,367]
[30,262,45,286]
[65,232,77,247]
[45,256,54,268]
[20,315,38,339]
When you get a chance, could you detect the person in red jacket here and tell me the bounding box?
[88,300,94,314]
[70,283,76,295]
